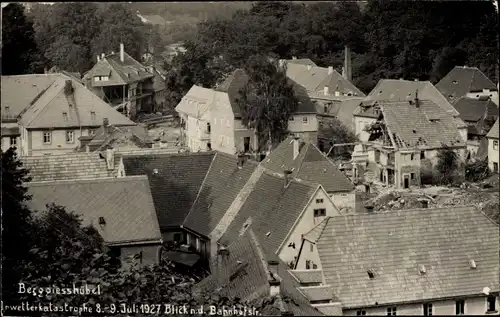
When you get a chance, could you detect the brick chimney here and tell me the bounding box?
[343,46,352,82]
[293,137,300,160]
[120,43,125,62]
[284,170,293,188]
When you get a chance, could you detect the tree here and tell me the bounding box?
[319,118,358,159]
[1,3,43,74]
[1,148,36,300]
[237,55,299,150]
[430,47,468,83]
[436,146,460,185]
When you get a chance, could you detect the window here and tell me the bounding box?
[423,303,433,316]
[173,233,182,242]
[494,162,498,173]
[313,209,326,217]
[387,307,397,316]
[94,76,101,82]
[410,153,414,160]
[90,111,96,120]
[455,300,465,315]
[312,263,318,269]
[66,131,74,143]
[310,244,314,252]
[420,151,425,159]
[324,105,328,113]
[9,136,16,146]
[411,173,415,180]
[494,140,499,150]
[316,198,324,204]
[62,112,68,120]
[487,296,497,313]
[302,117,309,123]
[195,238,200,251]
[43,131,52,144]
[289,117,295,122]
[89,129,96,136]
[207,123,211,133]
[356,310,366,316]
[186,234,190,245]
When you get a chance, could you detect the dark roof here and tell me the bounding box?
[27,176,162,246]
[314,206,499,308]
[289,79,323,114]
[263,136,354,193]
[163,251,200,267]
[122,152,215,228]
[195,229,323,316]
[380,100,466,149]
[182,153,258,237]
[436,66,497,103]
[219,171,319,253]
[453,97,499,122]
[215,69,249,118]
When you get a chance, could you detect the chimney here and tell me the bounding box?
[364,204,375,213]
[415,89,419,108]
[105,147,115,170]
[414,79,418,82]
[324,86,329,96]
[268,260,281,296]
[97,55,100,62]
[328,66,334,75]
[237,154,247,169]
[293,137,300,160]
[103,118,109,137]
[343,46,352,82]
[120,43,125,62]
[284,170,293,188]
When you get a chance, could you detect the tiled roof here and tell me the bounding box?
[486,118,499,139]
[18,77,135,129]
[218,170,319,253]
[22,152,112,182]
[26,176,162,246]
[195,229,323,316]
[453,97,499,122]
[298,286,333,302]
[331,98,364,130]
[215,69,249,118]
[436,66,498,103]
[85,52,153,86]
[289,79,324,114]
[380,100,466,149]
[1,74,61,119]
[122,152,215,228]
[314,206,500,308]
[175,85,215,118]
[285,62,365,97]
[366,79,459,116]
[303,217,329,243]
[288,270,324,284]
[183,153,258,237]
[262,136,354,193]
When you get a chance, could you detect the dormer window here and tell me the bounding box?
[367,270,375,279]
[98,217,106,225]
[419,264,426,274]
[453,80,458,84]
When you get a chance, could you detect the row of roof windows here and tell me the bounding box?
[365,260,477,280]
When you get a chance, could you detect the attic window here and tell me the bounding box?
[91,111,96,120]
[453,80,458,84]
[378,90,382,94]
[265,232,271,237]
[469,260,477,269]
[62,112,68,120]
[98,217,106,225]
[419,264,426,274]
[449,95,453,99]
[367,270,375,279]
[5,106,9,112]
[412,129,417,133]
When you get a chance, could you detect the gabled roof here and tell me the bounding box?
[26,176,162,246]
[22,152,112,182]
[314,206,499,308]
[379,100,466,149]
[85,52,153,86]
[366,79,459,116]
[486,118,499,139]
[218,170,321,253]
[182,153,258,237]
[453,97,499,122]
[215,69,249,118]
[18,77,135,129]
[195,229,324,316]
[284,62,365,97]
[263,136,354,193]
[121,152,215,228]
[436,66,498,103]
[1,74,61,119]
[175,85,216,118]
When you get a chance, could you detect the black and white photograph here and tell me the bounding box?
[1,1,499,316]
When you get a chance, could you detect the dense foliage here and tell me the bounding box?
[436,146,462,185]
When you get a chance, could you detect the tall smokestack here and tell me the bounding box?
[120,43,124,62]
[343,46,352,82]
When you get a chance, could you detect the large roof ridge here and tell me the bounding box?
[28,175,148,186]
